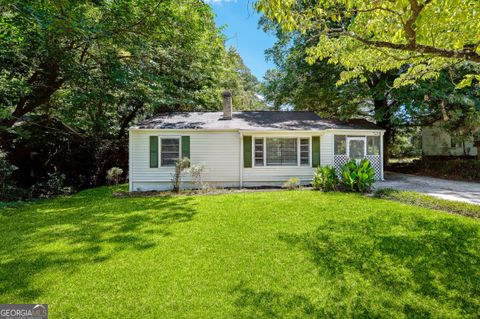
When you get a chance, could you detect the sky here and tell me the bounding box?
[207,0,276,81]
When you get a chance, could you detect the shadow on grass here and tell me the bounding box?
[0,186,197,300]
[233,214,480,318]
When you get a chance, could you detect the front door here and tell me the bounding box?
[347,137,366,160]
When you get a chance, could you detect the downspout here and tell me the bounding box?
[380,131,385,180]
[239,131,243,188]
[128,129,133,191]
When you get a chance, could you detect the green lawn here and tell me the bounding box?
[1,187,479,318]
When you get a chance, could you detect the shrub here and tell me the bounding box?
[340,159,375,193]
[171,158,190,193]
[189,163,205,190]
[0,148,26,201]
[30,171,73,199]
[283,177,301,190]
[106,167,123,185]
[312,166,339,191]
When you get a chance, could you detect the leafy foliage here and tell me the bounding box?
[282,177,301,190]
[106,167,124,186]
[312,166,339,192]
[340,159,375,192]
[0,0,265,199]
[257,0,480,87]
[171,158,191,193]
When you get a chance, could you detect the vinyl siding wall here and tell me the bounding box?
[130,130,240,191]
[129,129,383,191]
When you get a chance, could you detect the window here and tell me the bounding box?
[451,136,463,148]
[161,138,180,166]
[266,138,297,166]
[334,135,346,155]
[254,138,264,166]
[300,138,309,165]
[367,136,380,155]
[348,137,366,159]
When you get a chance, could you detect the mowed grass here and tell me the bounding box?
[1,187,479,318]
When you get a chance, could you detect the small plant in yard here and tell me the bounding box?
[312,165,339,191]
[30,171,73,199]
[189,163,205,190]
[106,167,123,185]
[171,158,190,193]
[340,159,375,193]
[283,177,301,190]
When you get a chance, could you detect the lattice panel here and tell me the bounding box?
[365,155,382,180]
[334,155,349,178]
[334,155,382,180]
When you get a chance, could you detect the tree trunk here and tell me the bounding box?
[373,99,393,167]
[0,60,63,130]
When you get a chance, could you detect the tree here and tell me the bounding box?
[256,0,480,87]
[0,0,265,194]
[260,15,480,162]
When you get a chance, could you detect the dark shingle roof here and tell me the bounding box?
[131,111,382,131]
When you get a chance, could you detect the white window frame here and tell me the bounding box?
[346,136,367,159]
[252,136,311,168]
[159,136,181,167]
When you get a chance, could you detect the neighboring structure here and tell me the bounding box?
[128,92,385,191]
[422,124,478,157]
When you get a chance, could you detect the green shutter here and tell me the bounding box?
[243,136,252,168]
[312,136,320,167]
[181,136,190,159]
[149,136,158,168]
[181,136,190,167]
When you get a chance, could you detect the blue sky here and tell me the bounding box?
[207,0,276,81]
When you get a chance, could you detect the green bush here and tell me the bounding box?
[282,177,301,190]
[340,159,375,193]
[312,166,339,191]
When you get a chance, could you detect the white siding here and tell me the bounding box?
[129,128,385,191]
[130,130,240,191]
[321,133,334,166]
[422,126,477,156]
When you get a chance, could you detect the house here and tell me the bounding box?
[128,92,385,191]
[422,124,479,157]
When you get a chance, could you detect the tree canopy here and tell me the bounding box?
[0,0,264,194]
[256,0,480,87]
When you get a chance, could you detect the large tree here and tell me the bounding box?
[260,17,480,162]
[256,0,480,87]
[0,0,265,192]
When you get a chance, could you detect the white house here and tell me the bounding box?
[129,92,385,191]
[422,124,479,157]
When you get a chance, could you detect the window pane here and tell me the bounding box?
[300,138,309,165]
[367,136,380,155]
[334,135,346,155]
[349,140,365,159]
[254,138,264,166]
[161,138,179,166]
[266,138,297,166]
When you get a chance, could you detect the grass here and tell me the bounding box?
[375,188,480,219]
[1,186,479,318]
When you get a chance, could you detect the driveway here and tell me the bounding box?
[374,172,480,205]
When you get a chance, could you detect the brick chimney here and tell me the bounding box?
[222,90,232,120]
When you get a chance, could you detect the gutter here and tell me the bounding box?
[239,131,243,188]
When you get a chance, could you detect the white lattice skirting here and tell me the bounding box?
[334,155,382,180]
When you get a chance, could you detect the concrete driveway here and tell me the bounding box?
[374,172,480,205]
